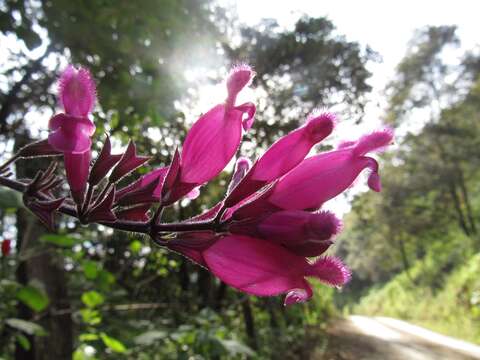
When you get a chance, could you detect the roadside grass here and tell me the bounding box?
[354,248,480,344]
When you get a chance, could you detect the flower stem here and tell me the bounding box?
[0,154,20,173]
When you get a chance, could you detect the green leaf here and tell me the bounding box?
[134,330,167,346]
[79,333,99,342]
[73,345,97,360]
[41,234,78,247]
[81,291,105,308]
[83,260,100,280]
[15,334,31,350]
[218,339,255,356]
[16,285,49,312]
[6,318,46,336]
[100,333,127,353]
[129,240,142,254]
[80,309,102,326]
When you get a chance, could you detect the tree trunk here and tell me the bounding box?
[457,169,476,235]
[241,298,258,350]
[448,180,471,236]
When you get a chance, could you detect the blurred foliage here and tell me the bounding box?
[337,26,480,343]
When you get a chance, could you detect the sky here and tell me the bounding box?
[227,0,480,214]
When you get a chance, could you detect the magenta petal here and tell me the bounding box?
[226,64,254,105]
[48,114,95,154]
[251,110,333,182]
[167,231,218,266]
[284,281,313,306]
[352,128,394,156]
[186,187,201,200]
[180,104,243,184]
[268,151,374,210]
[258,210,340,243]
[203,235,308,297]
[368,171,382,192]
[226,111,334,207]
[59,65,96,117]
[292,241,333,257]
[227,157,252,195]
[64,151,91,201]
[235,102,256,131]
[306,257,351,287]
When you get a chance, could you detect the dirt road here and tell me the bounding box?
[317,316,480,360]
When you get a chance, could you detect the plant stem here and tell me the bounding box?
[0,154,20,173]
[0,175,221,237]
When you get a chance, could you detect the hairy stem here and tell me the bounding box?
[0,175,222,237]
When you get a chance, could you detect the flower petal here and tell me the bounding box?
[203,235,308,297]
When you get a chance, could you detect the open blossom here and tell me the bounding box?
[267,129,393,210]
[48,66,96,154]
[202,235,350,305]
[48,65,97,205]
[231,128,394,220]
[162,65,256,204]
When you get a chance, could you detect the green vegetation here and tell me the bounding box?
[338,26,480,345]
[355,251,480,343]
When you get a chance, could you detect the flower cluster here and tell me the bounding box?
[0,63,393,305]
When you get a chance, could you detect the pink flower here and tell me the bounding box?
[202,235,350,305]
[178,65,255,186]
[48,66,96,154]
[267,129,393,210]
[254,129,393,212]
[226,111,335,207]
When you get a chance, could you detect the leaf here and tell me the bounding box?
[129,240,142,254]
[81,291,105,308]
[100,333,127,353]
[16,285,49,312]
[79,333,99,342]
[73,345,97,360]
[83,260,100,280]
[6,318,46,336]
[134,330,167,346]
[41,234,78,247]
[80,309,102,326]
[218,339,255,356]
[15,334,31,350]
